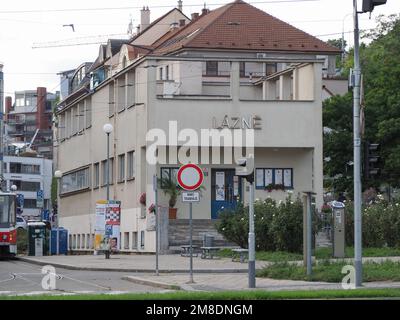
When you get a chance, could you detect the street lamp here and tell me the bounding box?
[54,170,62,255]
[103,123,113,259]
[10,185,17,192]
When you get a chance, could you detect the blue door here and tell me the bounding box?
[211,169,242,219]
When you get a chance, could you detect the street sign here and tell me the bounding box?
[182,191,200,202]
[17,194,24,208]
[42,209,50,221]
[36,190,44,208]
[177,164,204,191]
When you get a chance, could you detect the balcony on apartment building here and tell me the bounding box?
[155,60,320,102]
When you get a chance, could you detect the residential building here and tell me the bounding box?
[3,155,52,219]
[5,87,58,159]
[56,0,341,252]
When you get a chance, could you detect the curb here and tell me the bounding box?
[17,257,254,273]
[122,276,182,290]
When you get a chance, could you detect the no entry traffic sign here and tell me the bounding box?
[177,164,204,191]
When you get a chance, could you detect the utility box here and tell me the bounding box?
[27,221,49,256]
[50,228,68,255]
[331,201,345,258]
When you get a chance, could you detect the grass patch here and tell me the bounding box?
[218,249,302,262]
[219,247,400,262]
[3,288,400,300]
[257,260,400,282]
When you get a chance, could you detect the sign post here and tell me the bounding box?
[153,174,159,276]
[177,164,204,284]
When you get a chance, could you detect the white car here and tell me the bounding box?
[16,216,27,230]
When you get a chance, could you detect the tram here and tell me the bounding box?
[0,192,17,258]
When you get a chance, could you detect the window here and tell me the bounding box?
[206,61,218,76]
[117,76,126,112]
[109,82,115,117]
[240,62,246,77]
[132,232,138,249]
[256,168,293,189]
[124,232,129,249]
[159,67,163,80]
[101,159,114,186]
[101,160,107,186]
[140,231,145,249]
[85,97,92,128]
[93,163,100,188]
[165,65,169,80]
[23,199,37,209]
[160,167,179,188]
[127,151,135,179]
[265,63,277,76]
[118,154,125,182]
[127,72,135,106]
[78,103,84,132]
[11,181,41,192]
[82,234,86,249]
[61,167,90,194]
[9,163,40,174]
[122,56,127,69]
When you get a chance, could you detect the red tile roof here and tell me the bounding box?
[152,0,340,55]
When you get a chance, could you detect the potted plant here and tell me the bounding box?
[158,177,182,219]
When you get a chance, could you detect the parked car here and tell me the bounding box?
[16,216,27,230]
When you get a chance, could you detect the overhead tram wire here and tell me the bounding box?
[0,0,326,14]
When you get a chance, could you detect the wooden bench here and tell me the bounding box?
[200,246,221,259]
[232,248,249,263]
[180,245,199,257]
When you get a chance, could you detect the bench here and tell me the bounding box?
[200,246,221,259]
[180,245,199,257]
[232,248,248,263]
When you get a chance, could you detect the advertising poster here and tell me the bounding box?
[94,200,107,251]
[105,200,121,252]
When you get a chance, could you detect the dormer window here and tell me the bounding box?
[122,56,127,69]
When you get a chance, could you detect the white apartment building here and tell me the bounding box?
[3,155,52,219]
[56,0,341,252]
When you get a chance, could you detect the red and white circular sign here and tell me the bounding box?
[177,164,204,191]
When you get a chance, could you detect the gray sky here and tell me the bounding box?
[1,0,399,97]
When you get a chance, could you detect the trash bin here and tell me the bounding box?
[27,221,49,256]
[50,228,68,255]
[203,234,214,247]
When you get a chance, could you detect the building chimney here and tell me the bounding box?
[179,19,186,27]
[177,0,183,11]
[36,87,48,130]
[201,8,209,15]
[140,6,150,33]
[191,12,199,20]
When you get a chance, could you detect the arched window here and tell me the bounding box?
[122,56,127,69]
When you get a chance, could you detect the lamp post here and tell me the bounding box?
[54,170,62,255]
[103,123,113,259]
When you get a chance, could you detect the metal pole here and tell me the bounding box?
[105,132,110,259]
[189,202,194,283]
[306,193,312,276]
[154,174,159,276]
[248,180,255,288]
[56,178,60,255]
[353,0,362,287]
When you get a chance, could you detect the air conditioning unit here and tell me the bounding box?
[163,81,180,98]
[256,53,268,59]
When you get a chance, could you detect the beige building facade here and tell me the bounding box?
[55,1,340,252]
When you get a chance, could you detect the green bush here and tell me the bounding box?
[17,228,28,254]
[216,196,321,253]
[345,200,400,248]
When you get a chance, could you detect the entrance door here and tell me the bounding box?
[211,169,242,219]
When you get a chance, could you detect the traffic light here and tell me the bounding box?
[362,0,387,13]
[364,141,380,179]
[236,154,255,183]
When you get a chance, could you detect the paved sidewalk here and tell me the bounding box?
[123,273,400,292]
[18,254,269,273]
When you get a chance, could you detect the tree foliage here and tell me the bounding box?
[323,14,400,195]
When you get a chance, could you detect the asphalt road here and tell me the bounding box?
[0,259,166,296]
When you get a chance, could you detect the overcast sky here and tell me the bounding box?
[1,0,399,97]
